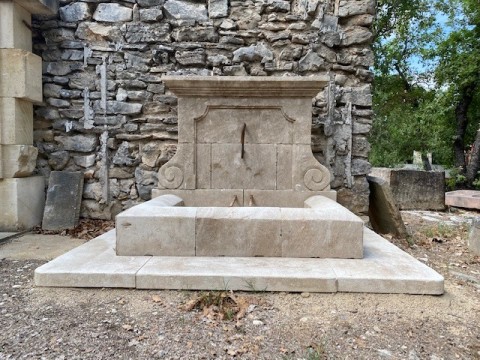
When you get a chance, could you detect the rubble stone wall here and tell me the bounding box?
[32,0,374,219]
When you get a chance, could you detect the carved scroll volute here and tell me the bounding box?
[157,143,195,190]
[293,145,331,191]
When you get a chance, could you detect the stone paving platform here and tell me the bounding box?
[34,228,444,294]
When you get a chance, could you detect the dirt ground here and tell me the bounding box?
[0,210,479,360]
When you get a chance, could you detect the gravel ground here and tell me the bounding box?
[1,210,479,360]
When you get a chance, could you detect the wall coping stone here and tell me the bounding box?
[13,0,58,15]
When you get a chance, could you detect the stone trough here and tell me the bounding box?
[35,77,444,294]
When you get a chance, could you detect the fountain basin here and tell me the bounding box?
[116,194,364,259]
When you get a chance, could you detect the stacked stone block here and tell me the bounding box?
[33,0,374,219]
[0,0,57,230]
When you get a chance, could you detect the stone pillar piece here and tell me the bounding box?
[0,97,33,145]
[0,48,42,103]
[0,1,32,51]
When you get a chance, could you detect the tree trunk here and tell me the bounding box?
[453,85,476,170]
[466,129,480,184]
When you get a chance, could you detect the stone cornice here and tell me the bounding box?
[162,76,329,98]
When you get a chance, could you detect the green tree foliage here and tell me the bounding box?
[370,0,480,180]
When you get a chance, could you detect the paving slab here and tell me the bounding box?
[34,230,150,288]
[0,233,85,260]
[0,232,18,241]
[34,228,444,294]
[446,190,480,210]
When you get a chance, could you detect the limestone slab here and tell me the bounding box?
[34,227,445,294]
[34,230,150,288]
[280,209,363,258]
[0,176,45,231]
[42,171,84,231]
[276,144,292,190]
[445,190,480,210]
[329,228,444,294]
[468,217,480,256]
[0,48,42,102]
[211,144,277,190]
[1,144,37,177]
[195,207,283,257]
[116,203,196,256]
[195,143,211,189]
[137,256,337,292]
[152,189,244,207]
[0,2,32,51]
[0,97,33,145]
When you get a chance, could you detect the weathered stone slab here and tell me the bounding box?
[208,0,228,18]
[445,190,480,210]
[2,144,37,178]
[116,200,196,256]
[0,2,32,51]
[195,207,283,257]
[42,171,84,231]
[371,168,445,211]
[35,227,444,294]
[0,176,45,231]
[35,230,150,288]
[367,175,408,238]
[0,48,42,103]
[211,144,277,190]
[164,0,208,21]
[468,218,480,256]
[0,98,33,145]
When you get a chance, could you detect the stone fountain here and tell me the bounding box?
[35,76,444,294]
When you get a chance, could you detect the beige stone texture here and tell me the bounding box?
[0,176,45,231]
[137,256,338,292]
[195,143,211,189]
[293,144,331,191]
[195,207,283,257]
[0,145,3,179]
[276,144,292,190]
[211,143,277,190]
[0,48,42,102]
[116,203,196,256]
[145,194,184,207]
[0,97,33,144]
[446,190,480,210]
[244,189,336,207]
[34,227,444,294]
[0,2,32,51]
[152,189,244,207]
[35,230,151,288]
[1,144,37,177]
[280,208,363,258]
[157,142,195,189]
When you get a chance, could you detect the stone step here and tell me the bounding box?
[115,195,364,259]
[34,228,444,295]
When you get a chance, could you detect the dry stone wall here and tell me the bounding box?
[32,0,374,219]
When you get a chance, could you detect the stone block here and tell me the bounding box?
[390,169,445,210]
[0,2,32,51]
[0,176,45,231]
[367,175,408,238]
[468,217,480,256]
[276,145,292,190]
[2,144,37,178]
[371,168,445,211]
[152,189,244,207]
[116,203,196,256]
[0,48,42,103]
[211,144,277,190]
[42,171,84,231]
[196,144,211,189]
[0,97,33,145]
[208,0,228,18]
[195,207,283,257]
[445,190,480,210]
